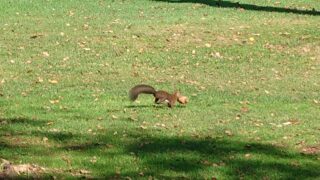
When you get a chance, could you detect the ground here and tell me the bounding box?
[0,0,319,179]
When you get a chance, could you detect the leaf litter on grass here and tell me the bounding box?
[0,158,46,178]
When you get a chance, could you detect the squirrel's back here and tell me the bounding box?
[129,84,156,101]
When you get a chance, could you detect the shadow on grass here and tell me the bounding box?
[1,117,319,179]
[105,134,320,179]
[153,0,320,16]
[63,142,107,151]
[0,117,48,126]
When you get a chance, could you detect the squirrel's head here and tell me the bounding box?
[173,91,181,97]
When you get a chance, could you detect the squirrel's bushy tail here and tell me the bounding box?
[129,84,156,101]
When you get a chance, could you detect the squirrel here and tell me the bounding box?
[129,84,185,108]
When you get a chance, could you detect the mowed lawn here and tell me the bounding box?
[0,0,319,179]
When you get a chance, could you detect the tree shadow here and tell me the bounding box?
[1,117,319,179]
[114,134,320,179]
[31,130,76,142]
[0,117,48,126]
[63,142,107,151]
[152,0,320,16]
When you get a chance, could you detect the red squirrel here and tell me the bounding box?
[129,84,188,108]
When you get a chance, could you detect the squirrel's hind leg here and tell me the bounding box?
[167,102,174,108]
[154,98,159,104]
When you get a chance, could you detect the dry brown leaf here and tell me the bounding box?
[49,99,59,104]
[241,107,249,113]
[48,79,58,84]
[245,153,251,158]
[301,146,320,154]
[42,52,50,57]
[140,125,147,130]
[90,156,97,163]
[37,77,44,83]
[282,122,292,126]
[42,137,48,142]
[79,169,91,174]
[225,130,233,136]
[0,159,45,177]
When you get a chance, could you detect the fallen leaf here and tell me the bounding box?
[282,122,292,126]
[90,156,97,163]
[140,125,147,130]
[241,107,249,113]
[62,156,71,166]
[49,128,60,132]
[301,146,320,154]
[79,169,91,174]
[63,56,70,61]
[37,77,44,83]
[48,79,58,84]
[42,52,50,57]
[49,99,59,104]
[128,117,138,121]
[249,37,255,42]
[46,121,54,125]
[225,130,233,136]
[42,137,48,142]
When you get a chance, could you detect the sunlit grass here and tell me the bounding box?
[0,0,319,179]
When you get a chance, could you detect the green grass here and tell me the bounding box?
[0,0,319,179]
